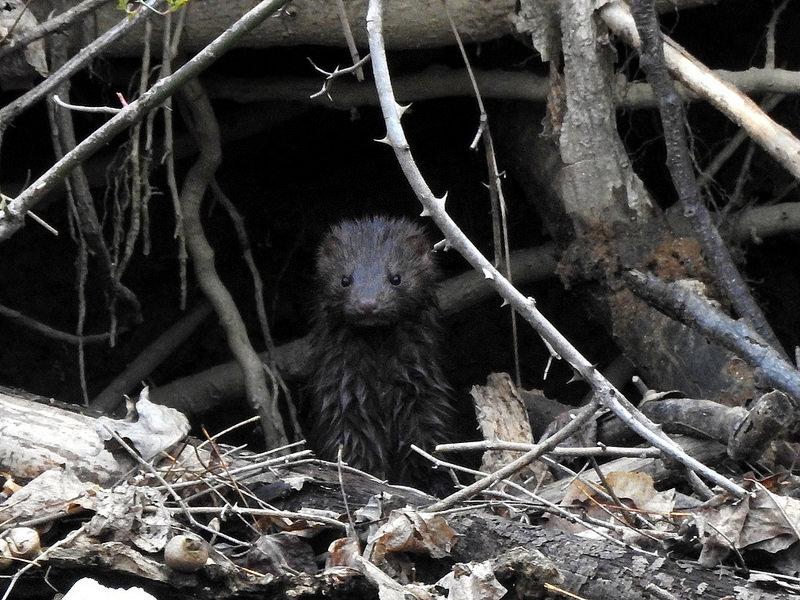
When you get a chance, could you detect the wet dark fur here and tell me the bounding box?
[306,216,455,490]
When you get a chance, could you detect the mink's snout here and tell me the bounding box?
[354,297,379,315]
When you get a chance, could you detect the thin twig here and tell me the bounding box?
[154,449,313,493]
[309,54,371,100]
[764,0,790,69]
[333,0,363,81]
[52,94,121,114]
[48,32,142,327]
[442,0,520,385]
[413,445,658,550]
[436,440,661,458]
[158,505,347,530]
[0,302,115,344]
[698,94,784,189]
[209,180,302,438]
[116,19,153,279]
[104,426,248,546]
[426,401,602,511]
[160,7,189,309]
[0,2,156,129]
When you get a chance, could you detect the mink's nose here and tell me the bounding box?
[357,298,379,314]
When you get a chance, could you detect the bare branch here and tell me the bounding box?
[0,0,113,62]
[0,1,155,129]
[0,302,116,344]
[601,1,800,182]
[624,269,800,405]
[177,77,287,449]
[0,0,293,243]
[52,93,121,114]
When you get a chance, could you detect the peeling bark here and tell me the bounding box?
[494,0,759,405]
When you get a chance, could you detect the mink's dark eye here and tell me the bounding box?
[341,275,352,287]
[389,274,402,286]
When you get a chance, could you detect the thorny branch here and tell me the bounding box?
[365,0,746,497]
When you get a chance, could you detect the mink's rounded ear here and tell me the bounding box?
[317,231,339,260]
[406,232,432,256]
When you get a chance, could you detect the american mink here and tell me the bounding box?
[306,216,455,490]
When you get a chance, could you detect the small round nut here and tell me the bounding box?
[164,535,209,573]
[4,527,40,560]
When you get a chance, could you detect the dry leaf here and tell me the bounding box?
[365,509,457,567]
[693,486,800,566]
[327,536,361,569]
[436,561,507,600]
[563,471,675,516]
[246,532,317,575]
[0,0,47,88]
[85,485,170,553]
[96,387,190,461]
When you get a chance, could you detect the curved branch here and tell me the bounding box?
[177,78,287,449]
[0,302,116,344]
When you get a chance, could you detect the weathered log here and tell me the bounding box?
[39,0,517,54]
[0,387,135,486]
[31,0,724,58]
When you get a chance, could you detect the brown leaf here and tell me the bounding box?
[365,509,457,567]
[436,561,507,600]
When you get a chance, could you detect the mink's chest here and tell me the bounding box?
[337,333,425,411]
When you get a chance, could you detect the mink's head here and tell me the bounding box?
[315,216,439,328]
